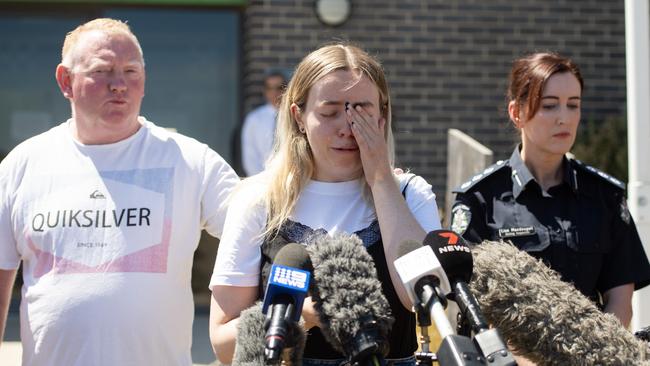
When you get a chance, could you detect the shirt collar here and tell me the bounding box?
[509,145,578,198]
[509,146,535,198]
[564,156,579,194]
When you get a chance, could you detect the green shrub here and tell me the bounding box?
[572,117,628,183]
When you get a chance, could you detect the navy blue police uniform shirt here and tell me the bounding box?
[451,146,650,304]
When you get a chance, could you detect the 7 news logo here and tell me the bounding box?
[436,231,471,254]
[271,265,309,290]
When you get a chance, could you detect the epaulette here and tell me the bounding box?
[453,160,509,193]
[571,159,625,190]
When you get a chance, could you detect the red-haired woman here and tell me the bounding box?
[451,52,650,327]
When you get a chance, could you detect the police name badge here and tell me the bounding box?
[498,226,535,238]
[451,204,471,235]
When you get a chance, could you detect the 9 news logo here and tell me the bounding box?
[271,265,309,290]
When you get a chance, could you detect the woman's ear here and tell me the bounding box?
[508,100,522,128]
[290,103,305,132]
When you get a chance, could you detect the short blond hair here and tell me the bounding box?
[61,18,144,68]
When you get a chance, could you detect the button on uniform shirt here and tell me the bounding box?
[451,146,650,304]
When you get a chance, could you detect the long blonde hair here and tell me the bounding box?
[263,43,396,236]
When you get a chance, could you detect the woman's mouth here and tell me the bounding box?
[333,146,359,152]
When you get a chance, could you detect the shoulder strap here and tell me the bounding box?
[401,173,417,198]
[453,160,509,193]
[571,159,625,190]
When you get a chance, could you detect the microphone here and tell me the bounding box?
[231,301,304,366]
[394,239,452,337]
[306,233,394,365]
[261,243,312,364]
[395,239,485,366]
[470,240,650,365]
[424,230,515,366]
[637,326,650,342]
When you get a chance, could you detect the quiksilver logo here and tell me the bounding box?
[31,208,151,232]
[90,190,106,199]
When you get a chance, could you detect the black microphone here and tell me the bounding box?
[307,233,394,366]
[636,326,650,342]
[470,240,650,365]
[424,230,515,366]
[261,243,312,364]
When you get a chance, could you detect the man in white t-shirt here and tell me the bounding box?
[240,71,286,176]
[0,18,239,366]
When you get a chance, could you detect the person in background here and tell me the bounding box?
[209,43,441,365]
[0,18,239,365]
[451,52,650,327]
[241,70,287,176]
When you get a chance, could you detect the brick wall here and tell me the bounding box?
[242,0,626,196]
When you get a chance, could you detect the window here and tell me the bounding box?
[0,6,241,164]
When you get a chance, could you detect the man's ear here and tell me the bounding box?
[508,100,522,128]
[55,64,73,99]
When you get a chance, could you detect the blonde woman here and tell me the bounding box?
[209,44,441,365]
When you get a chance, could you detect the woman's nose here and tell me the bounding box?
[339,114,353,137]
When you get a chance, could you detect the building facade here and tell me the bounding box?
[242,0,627,195]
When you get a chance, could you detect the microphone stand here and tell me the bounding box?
[415,281,484,366]
[451,282,516,366]
[414,284,438,366]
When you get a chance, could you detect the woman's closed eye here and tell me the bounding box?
[319,110,339,118]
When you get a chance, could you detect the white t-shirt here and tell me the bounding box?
[0,118,239,366]
[210,174,441,288]
[241,103,277,176]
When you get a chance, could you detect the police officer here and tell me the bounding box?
[451,52,650,327]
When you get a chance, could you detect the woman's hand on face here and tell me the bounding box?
[301,296,322,330]
[346,104,392,187]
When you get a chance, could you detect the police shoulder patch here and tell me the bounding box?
[452,160,509,193]
[450,204,472,235]
[572,159,625,190]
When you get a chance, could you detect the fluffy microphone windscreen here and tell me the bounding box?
[231,301,266,366]
[306,232,394,355]
[470,240,650,365]
[231,301,306,366]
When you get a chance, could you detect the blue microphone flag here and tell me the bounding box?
[262,264,310,322]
